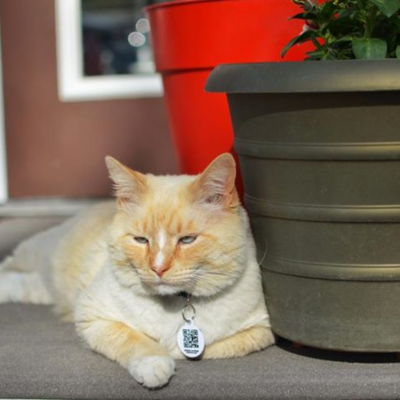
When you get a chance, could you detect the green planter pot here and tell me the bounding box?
[206,60,400,352]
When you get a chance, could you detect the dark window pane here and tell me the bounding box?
[81,0,163,76]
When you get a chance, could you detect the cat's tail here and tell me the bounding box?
[0,254,53,305]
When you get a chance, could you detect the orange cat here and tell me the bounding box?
[0,154,274,388]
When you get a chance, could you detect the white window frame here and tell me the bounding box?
[55,0,163,102]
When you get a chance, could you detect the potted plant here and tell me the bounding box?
[145,0,312,191]
[206,0,400,352]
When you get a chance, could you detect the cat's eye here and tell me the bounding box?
[133,236,149,244]
[179,236,197,245]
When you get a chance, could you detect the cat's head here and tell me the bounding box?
[106,154,249,297]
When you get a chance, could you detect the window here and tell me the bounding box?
[55,0,163,101]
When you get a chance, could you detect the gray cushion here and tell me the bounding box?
[2,304,400,399]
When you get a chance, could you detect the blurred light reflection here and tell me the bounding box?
[128,31,146,47]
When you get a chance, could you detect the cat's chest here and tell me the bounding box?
[93,264,263,356]
[113,290,246,353]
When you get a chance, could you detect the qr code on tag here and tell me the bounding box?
[183,328,199,349]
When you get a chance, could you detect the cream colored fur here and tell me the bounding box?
[0,154,274,389]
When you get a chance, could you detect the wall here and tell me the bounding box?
[0,0,177,198]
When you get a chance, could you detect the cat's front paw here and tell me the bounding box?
[128,356,175,389]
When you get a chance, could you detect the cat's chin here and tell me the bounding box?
[141,281,184,296]
[153,284,183,296]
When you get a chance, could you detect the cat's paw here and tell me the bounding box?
[128,355,175,389]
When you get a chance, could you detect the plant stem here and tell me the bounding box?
[365,7,378,38]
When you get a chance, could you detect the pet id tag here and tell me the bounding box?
[177,296,205,358]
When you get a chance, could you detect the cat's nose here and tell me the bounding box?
[151,264,171,277]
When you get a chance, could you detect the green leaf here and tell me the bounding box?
[368,0,400,18]
[289,12,318,20]
[307,50,326,58]
[291,0,317,12]
[303,0,318,12]
[322,16,358,35]
[396,45,400,58]
[334,35,355,44]
[352,38,388,59]
[281,30,319,58]
[337,9,355,19]
[320,1,337,20]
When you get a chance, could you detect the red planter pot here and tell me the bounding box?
[146,0,310,178]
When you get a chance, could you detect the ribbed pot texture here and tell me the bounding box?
[207,60,400,351]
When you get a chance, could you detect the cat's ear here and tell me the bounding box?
[193,153,239,208]
[105,156,147,207]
